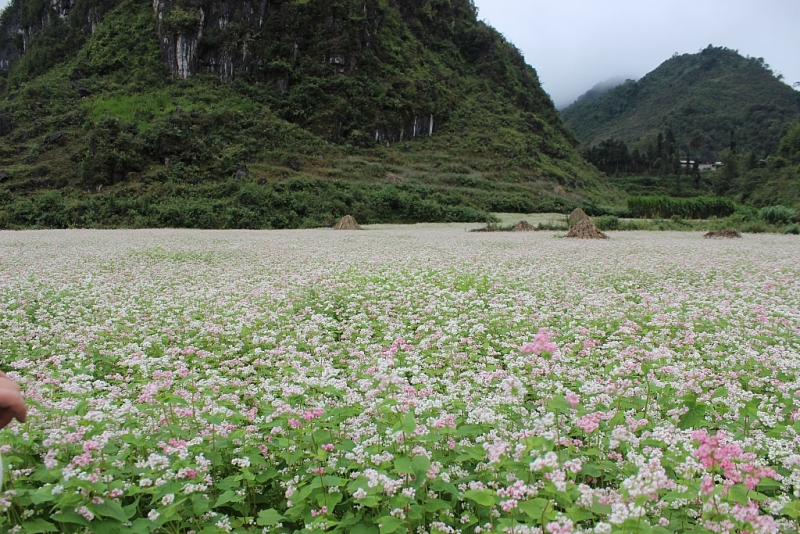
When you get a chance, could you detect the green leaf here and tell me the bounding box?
[22,518,58,533]
[728,484,749,505]
[256,509,285,526]
[30,487,57,505]
[710,387,729,399]
[293,484,315,503]
[678,403,707,429]
[128,518,156,534]
[424,499,450,512]
[87,519,125,534]
[92,500,131,522]
[546,397,574,412]
[519,498,550,519]
[463,489,496,507]
[51,512,90,527]
[781,500,800,519]
[401,411,416,434]
[393,457,414,475]
[348,524,379,534]
[411,454,431,480]
[566,506,595,523]
[378,515,405,534]
[214,490,243,508]
[756,478,782,492]
[590,501,612,515]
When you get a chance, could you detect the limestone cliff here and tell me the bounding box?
[0,0,569,145]
[0,0,610,230]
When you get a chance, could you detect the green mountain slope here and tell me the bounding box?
[0,0,617,229]
[561,46,800,160]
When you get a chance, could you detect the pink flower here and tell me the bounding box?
[288,419,302,428]
[576,412,605,434]
[483,439,510,464]
[700,476,715,495]
[520,328,558,355]
[321,444,335,452]
[499,499,518,512]
[311,506,328,517]
[433,413,457,429]
[565,393,580,407]
[75,506,94,521]
[546,519,574,534]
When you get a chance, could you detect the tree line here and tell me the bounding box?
[580,127,731,177]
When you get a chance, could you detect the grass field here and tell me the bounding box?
[0,227,798,533]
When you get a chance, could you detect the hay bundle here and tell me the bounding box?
[568,208,590,227]
[553,186,566,196]
[512,220,535,232]
[333,215,363,230]
[565,219,608,239]
[704,229,742,239]
[385,173,404,184]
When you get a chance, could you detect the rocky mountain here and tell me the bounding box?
[0,0,616,229]
[561,46,800,160]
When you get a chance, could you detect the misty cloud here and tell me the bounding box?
[472,0,800,109]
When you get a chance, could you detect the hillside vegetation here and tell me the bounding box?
[0,0,618,229]
[562,46,800,161]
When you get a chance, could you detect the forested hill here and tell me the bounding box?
[561,46,800,160]
[0,0,616,229]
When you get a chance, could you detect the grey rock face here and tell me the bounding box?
[153,0,268,82]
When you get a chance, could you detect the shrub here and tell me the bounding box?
[593,215,620,231]
[627,195,736,219]
[758,205,796,225]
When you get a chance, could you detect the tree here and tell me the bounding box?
[777,122,800,164]
[687,130,705,178]
[665,128,677,175]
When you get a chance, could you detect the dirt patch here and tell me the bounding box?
[333,215,363,230]
[565,219,608,239]
[704,230,742,239]
[512,220,535,232]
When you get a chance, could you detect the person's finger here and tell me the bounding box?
[0,399,27,424]
[0,376,20,392]
[0,381,26,424]
[0,412,14,430]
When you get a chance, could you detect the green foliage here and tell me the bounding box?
[593,215,620,231]
[161,6,200,33]
[627,195,735,219]
[0,0,618,228]
[563,46,800,161]
[778,123,800,164]
[758,205,796,225]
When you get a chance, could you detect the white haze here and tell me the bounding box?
[472,0,800,109]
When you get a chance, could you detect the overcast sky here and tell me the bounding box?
[473,0,800,109]
[1,0,798,109]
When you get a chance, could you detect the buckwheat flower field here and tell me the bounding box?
[1,227,799,534]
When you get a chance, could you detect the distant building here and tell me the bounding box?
[683,161,723,171]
